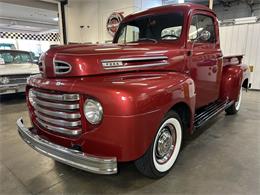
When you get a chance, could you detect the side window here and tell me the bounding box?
[188,14,216,43]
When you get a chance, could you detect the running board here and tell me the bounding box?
[194,100,234,129]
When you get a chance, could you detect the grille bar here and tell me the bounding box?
[34,105,81,119]
[35,111,81,127]
[36,118,82,136]
[34,97,79,110]
[33,90,79,101]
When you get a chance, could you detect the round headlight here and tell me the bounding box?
[83,99,103,124]
[28,89,36,106]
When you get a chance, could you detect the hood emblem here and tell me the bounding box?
[101,56,169,70]
[102,61,123,68]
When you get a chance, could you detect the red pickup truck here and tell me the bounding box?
[17,3,249,178]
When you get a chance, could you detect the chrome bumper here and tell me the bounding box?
[16,118,117,174]
[0,84,26,94]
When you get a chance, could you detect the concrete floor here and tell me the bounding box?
[0,91,259,195]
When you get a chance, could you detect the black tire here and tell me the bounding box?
[134,111,183,179]
[225,87,242,115]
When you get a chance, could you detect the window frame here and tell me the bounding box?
[188,13,217,44]
[114,11,185,44]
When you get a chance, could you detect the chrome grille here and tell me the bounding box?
[0,74,29,85]
[54,60,72,74]
[31,88,82,136]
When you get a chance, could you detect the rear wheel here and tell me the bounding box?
[134,111,183,178]
[225,87,242,115]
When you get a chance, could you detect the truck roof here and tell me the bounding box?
[123,3,216,22]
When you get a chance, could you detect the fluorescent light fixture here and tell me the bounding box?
[178,0,184,3]
[234,17,257,25]
[53,17,59,21]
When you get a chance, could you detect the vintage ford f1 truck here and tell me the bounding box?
[17,3,249,178]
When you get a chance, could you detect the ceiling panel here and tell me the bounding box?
[0,1,58,33]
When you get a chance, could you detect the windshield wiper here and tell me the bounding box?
[138,38,158,43]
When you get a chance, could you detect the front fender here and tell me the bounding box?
[86,71,195,161]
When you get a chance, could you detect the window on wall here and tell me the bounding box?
[188,14,216,43]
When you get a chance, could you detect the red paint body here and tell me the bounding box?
[26,4,249,162]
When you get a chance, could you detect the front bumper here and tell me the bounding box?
[16,118,117,175]
[0,84,26,94]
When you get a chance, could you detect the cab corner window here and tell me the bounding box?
[188,14,216,43]
[117,25,140,44]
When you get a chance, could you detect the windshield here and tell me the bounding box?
[114,12,184,44]
[0,51,33,65]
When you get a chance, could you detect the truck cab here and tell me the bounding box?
[17,3,249,178]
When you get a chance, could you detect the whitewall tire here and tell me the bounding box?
[225,87,243,115]
[135,111,183,178]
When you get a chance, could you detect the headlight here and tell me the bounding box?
[28,89,36,106]
[83,99,103,124]
[0,77,9,84]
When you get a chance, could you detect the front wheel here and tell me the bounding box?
[225,87,242,115]
[134,111,183,178]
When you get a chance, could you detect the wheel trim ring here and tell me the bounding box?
[152,118,182,173]
[155,125,176,164]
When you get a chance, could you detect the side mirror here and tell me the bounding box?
[199,30,211,42]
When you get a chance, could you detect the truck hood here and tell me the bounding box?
[41,43,181,78]
[0,63,39,76]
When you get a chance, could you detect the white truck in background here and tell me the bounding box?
[0,49,39,95]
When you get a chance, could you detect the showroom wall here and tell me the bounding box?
[65,0,162,44]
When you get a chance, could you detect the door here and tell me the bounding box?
[187,13,223,108]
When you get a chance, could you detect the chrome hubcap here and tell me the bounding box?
[155,125,176,164]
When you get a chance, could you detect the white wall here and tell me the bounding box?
[65,0,136,43]
[65,0,82,43]
[219,23,260,89]
[134,0,162,11]
[65,0,162,44]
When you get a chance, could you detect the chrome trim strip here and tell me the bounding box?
[103,62,169,70]
[0,83,26,88]
[32,89,80,101]
[17,118,117,174]
[101,56,168,62]
[53,60,72,75]
[35,111,81,127]
[36,118,81,136]
[34,97,79,110]
[34,105,81,119]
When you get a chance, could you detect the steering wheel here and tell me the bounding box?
[161,34,179,39]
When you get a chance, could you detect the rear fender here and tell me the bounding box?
[220,64,248,101]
